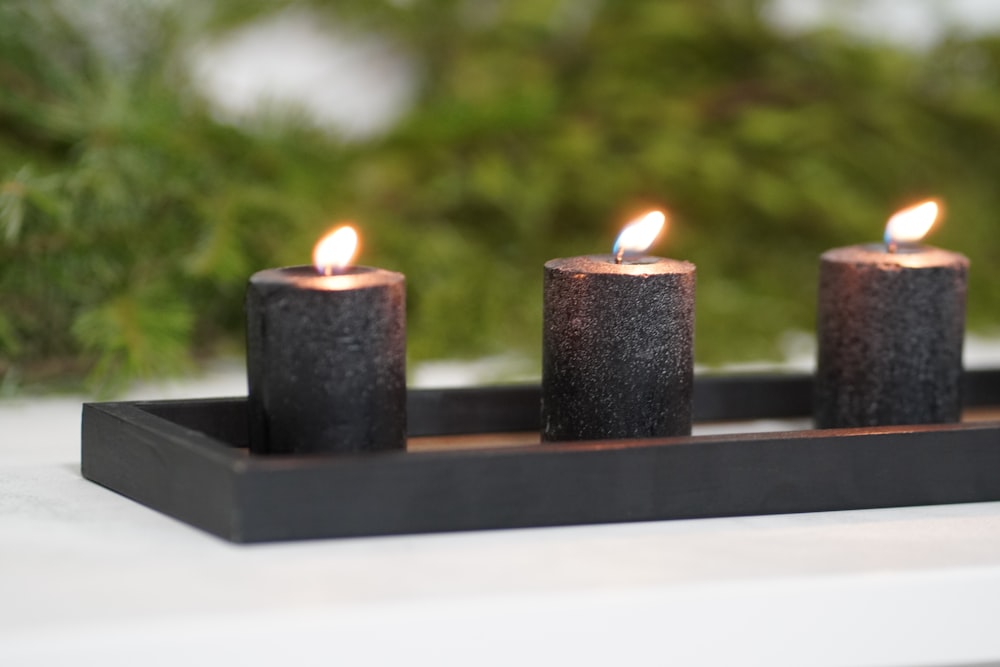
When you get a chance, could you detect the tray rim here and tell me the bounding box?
[81,375,1000,543]
[88,397,1000,463]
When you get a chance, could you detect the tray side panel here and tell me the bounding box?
[139,398,249,448]
[407,386,541,436]
[234,424,1000,542]
[82,404,241,541]
[116,369,1000,444]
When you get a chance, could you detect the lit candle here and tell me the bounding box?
[815,200,969,428]
[246,224,406,454]
[542,210,696,441]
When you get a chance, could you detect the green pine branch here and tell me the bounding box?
[4,0,1000,394]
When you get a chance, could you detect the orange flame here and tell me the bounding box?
[613,210,667,262]
[313,225,359,275]
[884,200,939,249]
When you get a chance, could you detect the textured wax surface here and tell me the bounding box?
[246,265,406,454]
[542,255,696,441]
[815,244,969,428]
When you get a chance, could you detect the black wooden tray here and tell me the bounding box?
[81,371,1000,543]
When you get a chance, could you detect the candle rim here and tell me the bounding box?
[250,264,405,291]
[545,254,695,275]
[820,243,968,269]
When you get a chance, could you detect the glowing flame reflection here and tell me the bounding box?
[884,200,939,250]
[313,225,359,275]
[613,210,666,262]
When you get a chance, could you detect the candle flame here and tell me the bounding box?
[613,210,667,263]
[313,224,359,275]
[884,200,939,249]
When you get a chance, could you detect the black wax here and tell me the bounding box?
[815,243,969,428]
[542,254,696,441]
[246,265,406,454]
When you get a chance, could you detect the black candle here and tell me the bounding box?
[246,226,406,455]
[542,211,696,441]
[815,201,969,428]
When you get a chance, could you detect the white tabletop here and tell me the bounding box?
[3,373,1000,666]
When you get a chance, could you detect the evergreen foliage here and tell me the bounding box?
[0,2,337,393]
[3,0,1000,394]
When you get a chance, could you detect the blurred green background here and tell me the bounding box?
[2,0,1000,395]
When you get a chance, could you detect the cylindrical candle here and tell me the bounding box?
[246,227,406,455]
[815,201,969,428]
[542,211,696,441]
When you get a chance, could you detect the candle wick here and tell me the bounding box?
[615,249,624,265]
[887,241,897,254]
